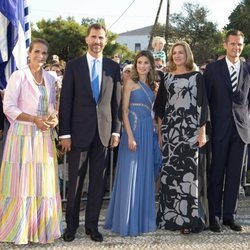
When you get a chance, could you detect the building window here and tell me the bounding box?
[135,43,141,52]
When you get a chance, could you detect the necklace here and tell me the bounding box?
[32,76,44,85]
[29,67,44,85]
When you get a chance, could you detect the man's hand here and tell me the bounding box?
[110,135,120,148]
[59,138,72,152]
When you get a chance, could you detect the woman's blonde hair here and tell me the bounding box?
[168,41,196,72]
[131,50,157,91]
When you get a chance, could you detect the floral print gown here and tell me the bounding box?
[154,71,209,231]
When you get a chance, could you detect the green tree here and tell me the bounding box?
[226,0,250,44]
[170,3,223,65]
[31,17,134,63]
[32,17,87,61]
[150,3,224,65]
[81,17,105,26]
[241,44,250,60]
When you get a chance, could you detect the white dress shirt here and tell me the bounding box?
[225,56,240,80]
[87,52,103,92]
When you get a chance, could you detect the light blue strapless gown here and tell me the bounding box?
[104,82,156,236]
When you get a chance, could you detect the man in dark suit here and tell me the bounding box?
[59,23,122,242]
[204,29,250,233]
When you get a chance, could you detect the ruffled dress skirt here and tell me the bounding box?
[0,123,63,244]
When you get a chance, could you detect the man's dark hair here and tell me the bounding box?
[87,23,107,37]
[225,29,244,42]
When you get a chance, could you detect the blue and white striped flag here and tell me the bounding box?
[0,0,31,89]
[24,0,31,48]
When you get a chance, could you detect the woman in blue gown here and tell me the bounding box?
[104,50,159,236]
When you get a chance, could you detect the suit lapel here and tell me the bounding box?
[81,55,94,97]
[237,60,245,89]
[23,66,42,96]
[221,58,232,92]
[98,57,108,103]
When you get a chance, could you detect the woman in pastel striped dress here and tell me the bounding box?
[0,39,63,244]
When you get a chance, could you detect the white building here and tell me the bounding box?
[116,26,153,52]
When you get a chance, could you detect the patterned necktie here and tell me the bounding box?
[231,65,237,92]
[91,59,99,103]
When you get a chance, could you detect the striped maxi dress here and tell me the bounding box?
[0,84,63,244]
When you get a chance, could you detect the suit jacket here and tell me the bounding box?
[3,66,56,124]
[59,55,122,148]
[204,58,250,144]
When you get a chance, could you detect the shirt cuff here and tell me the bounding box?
[112,132,120,137]
[59,135,71,139]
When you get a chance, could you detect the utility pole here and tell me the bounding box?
[164,0,171,55]
[147,0,164,50]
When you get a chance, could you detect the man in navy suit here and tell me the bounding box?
[59,23,122,242]
[204,29,250,232]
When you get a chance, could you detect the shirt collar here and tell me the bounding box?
[86,52,103,64]
[225,56,240,71]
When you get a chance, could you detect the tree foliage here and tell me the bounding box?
[31,17,135,63]
[32,17,86,61]
[226,0,250,44]
[150,3,224,65]
[171,3,224,65]
[81,17,105,26]
[32,1,250,66]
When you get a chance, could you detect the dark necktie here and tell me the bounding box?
[231,65,237,92]
[91,59,99,103]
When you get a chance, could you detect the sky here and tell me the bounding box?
[30,0,241,34]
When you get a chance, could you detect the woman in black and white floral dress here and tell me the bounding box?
[154,41,209,234]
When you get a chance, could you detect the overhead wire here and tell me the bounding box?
[32,0,138,31]
[108,0,136,29]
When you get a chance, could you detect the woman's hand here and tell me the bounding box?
[34,117,50,132]
[128,136,137,151]
[44,116,58,128]
[158,132,162,150]
[197,125,207,148]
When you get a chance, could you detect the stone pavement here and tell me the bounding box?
[1,197,250,250]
